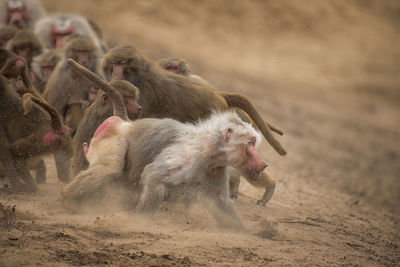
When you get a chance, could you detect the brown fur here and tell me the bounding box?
[31,49,62,93]
[0,25,18,48]
[0,49,72,189]
[6,29,44,67]
[43,36,102,136]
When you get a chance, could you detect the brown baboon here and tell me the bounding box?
[0,25,18,47]
[0,77,71,191]
[0,0,45,29]
[0,49,72,187]
[101,46,286,205]
[72,79,142,176]
[63,60,267,229]
[31,49,62,93]
[34,14,105,51]
[157,57,209,85]
[6,29,43,66]
[43,36,102,135]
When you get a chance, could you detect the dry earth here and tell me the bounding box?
[1,1,400,266]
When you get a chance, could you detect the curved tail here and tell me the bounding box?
[219,91,287,155]
[67,58,128,121]
[21,92,63,131]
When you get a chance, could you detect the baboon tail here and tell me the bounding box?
[67,58,128,121]
[220,91,287,155]
[22,93,63,131]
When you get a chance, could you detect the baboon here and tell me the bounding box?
[43,36,102,135]
[157,57,209,85]
[101,46,286,205]
[158,56,279,204]
[34,14,104,51]
[72,79,142,176]
[63,60,267,229]
[31,49,62,93]
[0,0,45,29]
[0,77,70,191]
[0,48,72,186]
[6,29,43,67]
[0,25,18,47]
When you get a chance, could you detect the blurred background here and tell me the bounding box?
[42,0,400,210]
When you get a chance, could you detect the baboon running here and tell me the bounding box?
[63,59,268,229]
[158,56,281,203]
[101,45,285,205]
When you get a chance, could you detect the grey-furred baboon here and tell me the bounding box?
[71,79,142,176]
[101,45,286,205]
[43,36,102,135]
[63,59,268,229]
[158,56,280,204]
[34,14,105,51]
[31,49,62,93]
[0,0,45,29]
[0,49,71,191]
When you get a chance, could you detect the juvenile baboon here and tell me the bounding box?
[34,14,104,51]
[72,79,142,176]
[0,49,72,186]
[63,60,267,229]
[43,36,102,135]
[31,49,62,93]
[0,0,45,29]
[157,57,209,85]
[101,46,286,205]
[0,25,18,47]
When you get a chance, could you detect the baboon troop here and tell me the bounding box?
[0,1,287,230]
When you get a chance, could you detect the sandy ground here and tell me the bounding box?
[1,1,400,266]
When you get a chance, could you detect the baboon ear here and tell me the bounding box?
[101,94,108,105]
[224,127,233,143]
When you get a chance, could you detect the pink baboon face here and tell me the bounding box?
[225,128,268,180]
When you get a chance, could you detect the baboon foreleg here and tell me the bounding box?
[14,157,38,192]
[136,164,167,213]
[28,158,47,184]
[228,167,240,199]
[54,147,72,183]
[202,175,244,230]
[0,129,37,192]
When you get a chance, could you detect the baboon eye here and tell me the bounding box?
[248,138,256,146]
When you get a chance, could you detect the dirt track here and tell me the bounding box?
[1,1,400,266]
